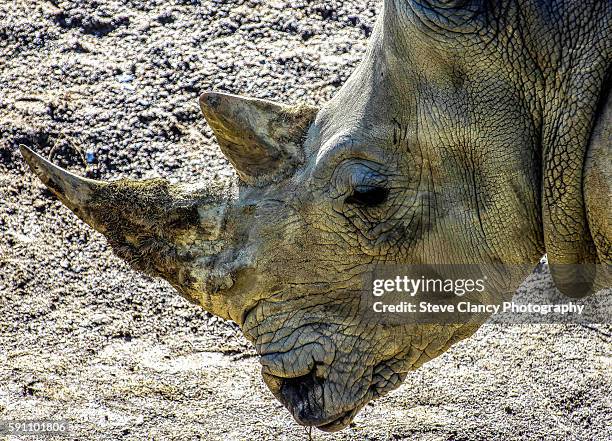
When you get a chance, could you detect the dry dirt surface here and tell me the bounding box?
[0,1,610,440]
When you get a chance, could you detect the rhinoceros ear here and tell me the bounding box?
[199,92,318,186]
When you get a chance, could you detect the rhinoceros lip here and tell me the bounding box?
[315,408,357,432]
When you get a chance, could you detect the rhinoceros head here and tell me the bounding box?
[22,0,610,432]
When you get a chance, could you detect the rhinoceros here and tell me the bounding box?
[21,0,610,432]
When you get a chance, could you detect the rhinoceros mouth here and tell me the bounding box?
[243,299,377,431]
[262,368,366,432]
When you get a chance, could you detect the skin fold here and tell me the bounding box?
[21,0,611,433]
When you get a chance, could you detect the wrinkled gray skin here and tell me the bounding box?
[22,0,611,433]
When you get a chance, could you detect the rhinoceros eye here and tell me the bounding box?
[427,0,469,7]
[410,0,483,33]
[345,185,389,207]
[415,0,470,10]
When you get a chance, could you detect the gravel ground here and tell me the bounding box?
[0,1,610,440]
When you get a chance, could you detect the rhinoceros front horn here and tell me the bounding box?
[20,144,239,317]
[200,92,318,186]
[20,145,105,226]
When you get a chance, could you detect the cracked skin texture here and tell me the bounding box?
[22,0,611,433]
